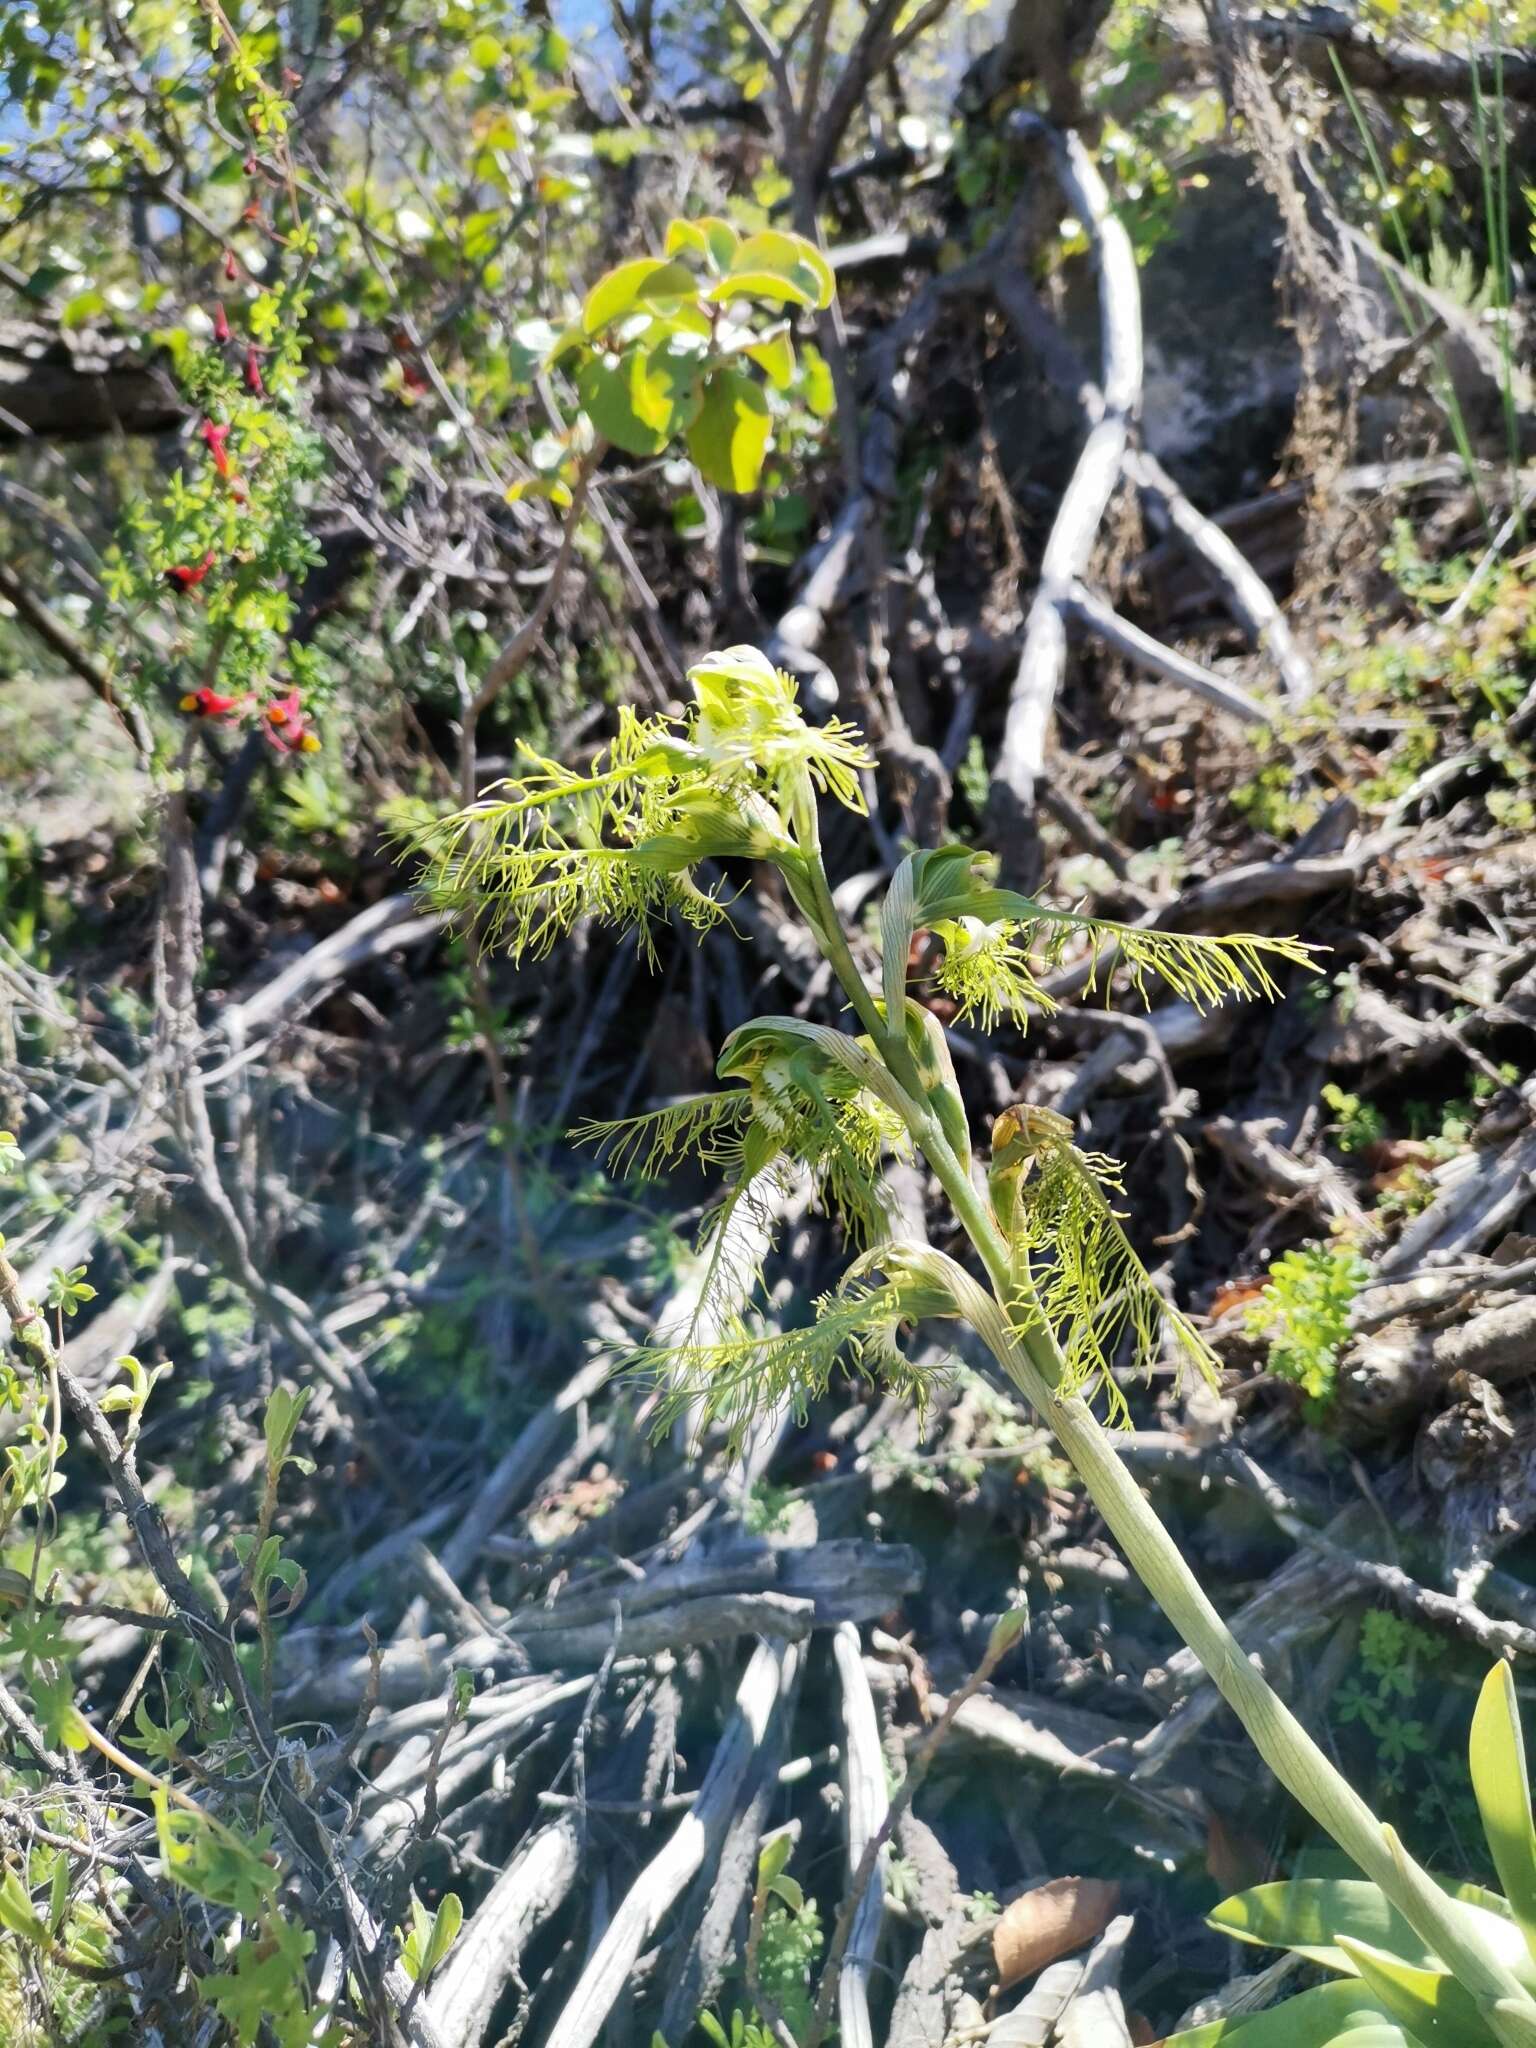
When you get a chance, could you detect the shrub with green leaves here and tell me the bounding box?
[518,223,835,500]
[1247,1243,1371,1408]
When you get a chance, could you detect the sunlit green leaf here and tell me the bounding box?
[1160,1977,1412,2046]
[742,328,795,388]
[1472,1665,1536,1960]
[582,257,697,336]
[686,369,770,492]
[578,350,673,457]
[1336,1934,1492,2047]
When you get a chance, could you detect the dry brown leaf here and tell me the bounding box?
[992,1877,1122,1992]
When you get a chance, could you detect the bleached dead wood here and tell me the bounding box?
[280,1540,922,1712]
[543,1639,802,2048]
[992,273,1316,708]
[1125,448,1315,704]
[658,1656,805,2040]
[937,1682,1203,1848]
[1340,1293,1536,1428]
[1204,1113,1366,1226]
[436,1352,614,1586]
[1377,1117,1536,1276]
[1057,1914,1135,2048]
[426,1815,584,2048]
[1063,583,1276,726]
[832,1622,889,2048]
[989,121,1142,862]
[216,893,447,1041]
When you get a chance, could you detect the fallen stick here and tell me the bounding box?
[543,1639,803,2048]
[1341,1292,1536,1429]
[435,1352,614,1587]
[940,1682,1203,1846]
[658,1656,806,2039]
[215,893,447,1041]
[1377,1117,1536,1277]
[989,120,1142,865]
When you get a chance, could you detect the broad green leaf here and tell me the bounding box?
[703,269,818,311]
[729,228,834,307]
[769,1873,804,1913]
[577,352,672,457]
[1209,1880,1534,1989]
[582,257,697,335]
[0,1868,49,1946]
[419,1892,463,1979]
[263,1383,310,1471]
[1472,1665,1536,1959]
[801,342,836,418]
[1336,1935,1494,2047]
[1161,1977,1414,2047]
[665,216,740,274]
[687,370,771,493]
[639,333,707,434]
[742,328,794,389]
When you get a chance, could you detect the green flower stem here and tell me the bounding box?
[967,1290,1536,2041]
[794,829,1535,2038]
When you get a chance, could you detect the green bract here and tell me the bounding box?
[989,1105,1220,1422]
[880,844,1321,1034]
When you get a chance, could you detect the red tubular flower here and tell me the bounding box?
[165,552,216,592]
[400,361,429,397]
[244,346,265,396]
[263,689,319,753]
[243,155,257,175]
[201,419,232,477]
[224,248,238,281]
[212,303,231,344]
[179,687,240,717]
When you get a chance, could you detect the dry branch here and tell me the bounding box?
[1124,450,1315,705]
[989,121,1142,872]
[543,1639,803,2048]
[426,1816,584,2048]
[1063,582,1276,726]
[1242,5,1536,108]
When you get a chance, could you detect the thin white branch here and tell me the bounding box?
[1064,582,1275,726]
[1126,449,1315,704]
[543,1639,802,2048]
[832,1621,889,2048]
[990,123,1142,839]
